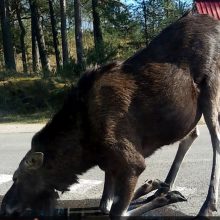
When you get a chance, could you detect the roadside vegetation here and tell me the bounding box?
[0,75,72,122]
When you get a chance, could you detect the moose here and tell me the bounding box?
[1,13,220,217]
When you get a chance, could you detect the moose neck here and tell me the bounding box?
[34,125,96,192]
[42,141,96,192]
[32,99,96,192]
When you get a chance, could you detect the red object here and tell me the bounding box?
[195,0,220,20]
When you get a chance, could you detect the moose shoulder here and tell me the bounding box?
[2,14,220,217]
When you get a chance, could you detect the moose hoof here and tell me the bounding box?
[128,190,187,216]
[100,199,114,214]
[149,190,187,209]
[132,179,170,201]
[197,202,216,217]
[161,190,187,204]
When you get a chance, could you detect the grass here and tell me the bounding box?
[0,74,72,123]
[0,112,51,124]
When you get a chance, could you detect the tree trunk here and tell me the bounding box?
[31,15,39,73]
[29,0,50,76]
[49,0,61,69]
[142,0,149,46]
[0,0,16,70]
[15,2,28,73]
[74,0,84,68]
[60,0,69,65]
[165,0,169,18]
[92,0,104,64]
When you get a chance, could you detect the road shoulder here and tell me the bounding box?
[0,124,45,133]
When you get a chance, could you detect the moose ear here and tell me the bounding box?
[25,152,44,170]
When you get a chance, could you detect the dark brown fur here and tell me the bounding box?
[2,14,220,217]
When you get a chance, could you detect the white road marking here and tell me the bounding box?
[0,174,12,184]
[69,179,102,194]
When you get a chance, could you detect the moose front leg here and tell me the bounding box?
[100,136,146,217]
[100,172,115,214]
[109,172,139,217]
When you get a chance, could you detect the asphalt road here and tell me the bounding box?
[0,124,219,217]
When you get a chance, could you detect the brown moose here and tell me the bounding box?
[1,14,220,217]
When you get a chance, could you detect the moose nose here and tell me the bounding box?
[4,204,21,216]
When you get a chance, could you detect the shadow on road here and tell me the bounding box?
[59,198,189,217]
[0,197,190,218]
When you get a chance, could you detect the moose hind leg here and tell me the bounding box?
[198,82,220,216]
[165,126,199,188]
[128,190,187,216]
[132,127,199,202]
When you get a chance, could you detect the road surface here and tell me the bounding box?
[0,124,219,217]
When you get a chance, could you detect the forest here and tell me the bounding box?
[0,0,192,122]
[0,0,192,75]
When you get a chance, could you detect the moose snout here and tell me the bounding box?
[1,197,21,216]
[1,184,24,216]
[1,204,22,216]
[1,196,23,216]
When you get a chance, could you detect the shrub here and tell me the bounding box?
[86,43,117,66]
[56,58,84,79]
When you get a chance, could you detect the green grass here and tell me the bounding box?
[0,75,72,123]
[0,112,51,124]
